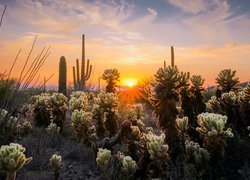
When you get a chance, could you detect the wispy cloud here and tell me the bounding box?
[168,0,208,14]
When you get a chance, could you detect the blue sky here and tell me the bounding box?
[0,0,250,86]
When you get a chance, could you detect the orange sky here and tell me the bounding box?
[0,0,250,88]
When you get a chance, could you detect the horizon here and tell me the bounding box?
[1,0,250,88]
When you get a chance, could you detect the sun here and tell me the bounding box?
[123,78,138,87]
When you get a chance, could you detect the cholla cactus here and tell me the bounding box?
[176,116,189,133]
[46,122,60,137]
[92,90,119,137]
[126,104,145,130]
[215,69,240,93]
[31,93,67,129]
[102,69,120,93]
[18,119,32,136]
[0,109,18,145]
[147,65,189,155]
[50,154,63,180]
[96,148,112,170]
[31,93,51,126]
[121,156,137,180]
[206,96,220,113]
[50,93,67,129]
[185,141,210,178]
[69,91,89,112]
[190,75,206,116]
[220,91,237,106]
[0,143,32,180]
[146,132,169,164]
[71,110,96,143]
[196,113,233,157]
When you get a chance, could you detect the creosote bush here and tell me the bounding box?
[0,143,32,180]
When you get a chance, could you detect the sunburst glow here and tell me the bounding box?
[123,79,138,87]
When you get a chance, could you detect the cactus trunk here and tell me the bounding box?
[6,171,16,180]
[58,56,67,95]
[171,46,174,67]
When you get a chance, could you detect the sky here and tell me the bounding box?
[0,0,250,88]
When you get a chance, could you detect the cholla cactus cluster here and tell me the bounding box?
[220,91,237,106]
[206,96,220,113]
[92,90,120,137]
[31,93,67,128]
[121,156,137,179]
[147,65,189,155]
[176,116,189,133]
[196,113,233,157]
[69,91,89,112]
[50,154,63,180]
[71,110,96,142]
[185,141,210,167]
[190,75,205,90]
[102,69,120,93]
[96,148,137,180]
[185,141,210,178]
[50,93,67,129]
[126,104,145,130]
[146,132,169,164]
[216,69,239,93]
[0,143,32,180]
[46,122,60,137]
[0,109,18,143]
[96,148,112,170]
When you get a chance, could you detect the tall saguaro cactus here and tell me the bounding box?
[164,46,175,68]
[58,56,67,95]
[171,46,174,67]
[72,34,92,91]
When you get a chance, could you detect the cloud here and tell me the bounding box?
[168,0,208,14]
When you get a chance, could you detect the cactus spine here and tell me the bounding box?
[72,34,92,91]
[58,56,67,95]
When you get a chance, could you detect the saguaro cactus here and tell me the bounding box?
[72,35,92,91]
[58,56,67,95]
[163,46,175,68]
